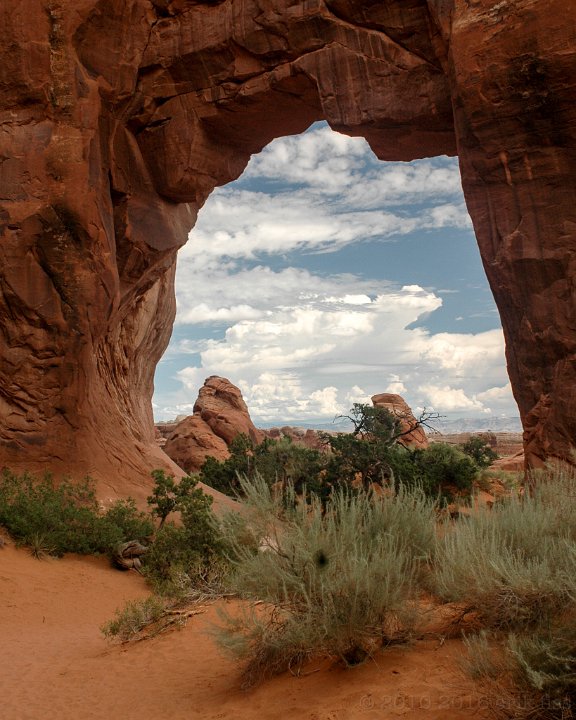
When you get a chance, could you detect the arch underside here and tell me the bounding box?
[0,0,575,496]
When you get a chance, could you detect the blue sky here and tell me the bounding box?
[153,122,518,426]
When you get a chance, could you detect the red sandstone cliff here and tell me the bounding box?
[1,0,575,493]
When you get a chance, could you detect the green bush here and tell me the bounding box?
[198,406,479,505]
[199,434,324,498]
[460,435,498,468]
[341,402,405,442]
[0,469,153,557]
[214,474,436,685]
[142,476,226,596]
[323,410,478,501]
[321,438,478,502]
[102,498,154,545]
[147,469,205,527]
[320,403,423,492]
[321,431,395,490]
[412,442,479,498]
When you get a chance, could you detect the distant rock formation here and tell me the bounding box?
[161,381,529,477]
[264,426,327,451]
[193,376,265,447]
[490,453,526,473]
[371,394,429,449]
[163,376,264,473]
[162,415,230,475]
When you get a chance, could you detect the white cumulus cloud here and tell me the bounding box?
[418,384,487,412]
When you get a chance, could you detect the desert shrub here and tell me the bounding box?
[0,469,152,557]
[201,407,478,504]
[201,404,443,500]
[320,403,423,492]
[199,456,237,496]
[412,442,478,498]
[142,479,226,596]
[461,631,505,681]
[27,531,57,559]
[322,421,477,502]
[251,437,325,496]
[102,499,154,544]
[199,434,255,496]
[147,469,206,527]
[323,439,478,502]
[143,524,203,596]
[341,402,404,441]
[101,595,166,642]
[462,611,576,718]
[479,468,523,494]
[508,619,576,711]
[200,435,324,498]
[528,464,576,541]
[461,435,498,468]
[0,470,100,555]
[321,432,399,490]
[214,474,436,685]
[433,467,576,630]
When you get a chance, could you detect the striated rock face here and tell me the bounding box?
[163,376,264,473]
[371,394,429,449]
[0,0,575,491]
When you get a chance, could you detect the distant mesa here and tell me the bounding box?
[433,417,523,435]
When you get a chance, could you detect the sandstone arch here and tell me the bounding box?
[1,0,575,496]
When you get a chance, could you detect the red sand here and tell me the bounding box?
[0,540,489,720]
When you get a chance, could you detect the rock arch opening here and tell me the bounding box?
[156,122,514,438]
[1,0,575,496]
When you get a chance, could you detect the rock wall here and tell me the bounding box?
[1,0,575,493]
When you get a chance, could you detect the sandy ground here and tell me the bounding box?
[0,540,489,720]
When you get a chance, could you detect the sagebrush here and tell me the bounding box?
[433,466,576,630]
[214,474,436,685]
[456,466,576,718]
[101,595,166,641]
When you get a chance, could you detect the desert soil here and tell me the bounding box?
[1,540,489,720]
